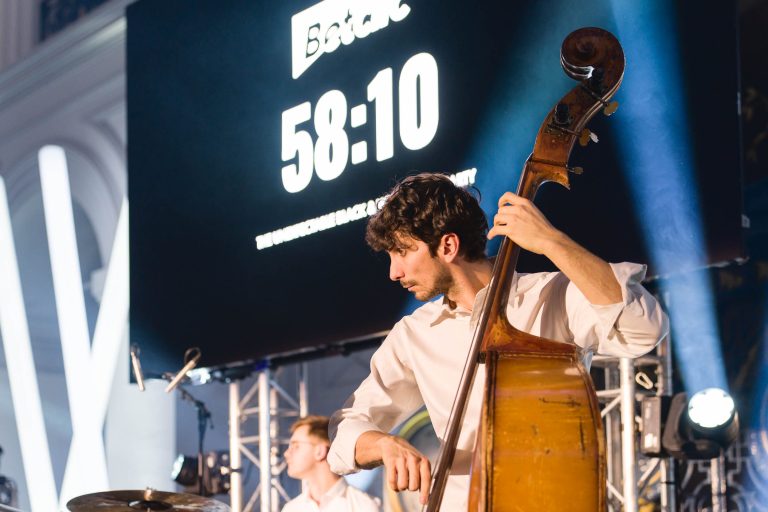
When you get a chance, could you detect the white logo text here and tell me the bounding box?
[291,0,411,79]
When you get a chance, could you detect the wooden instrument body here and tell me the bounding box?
[469,323,605,510]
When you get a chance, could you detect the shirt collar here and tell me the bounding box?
[427,295,469,326]
[301,478,348,507]
[427,272,522,327]
[322,478,348,502]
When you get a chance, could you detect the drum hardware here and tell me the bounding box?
[130,348,215,496]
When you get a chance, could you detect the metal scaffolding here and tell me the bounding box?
[228,365,308,512]
[592,335,676,512]
[225,337,383,512]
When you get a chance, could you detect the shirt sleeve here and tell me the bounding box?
[565,262,669,358]
[328,323,425,475]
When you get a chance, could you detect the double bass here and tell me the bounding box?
[426,27,625,511]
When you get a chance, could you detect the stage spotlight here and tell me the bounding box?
[688,387,736,430]
[661,389,739,460]
[171,454,198,487]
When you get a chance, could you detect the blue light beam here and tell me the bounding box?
[609,0,727,393]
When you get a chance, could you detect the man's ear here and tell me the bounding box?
[440,233,461,262]
[315,443,330,462]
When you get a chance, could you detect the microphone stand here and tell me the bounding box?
[175,385,213,496]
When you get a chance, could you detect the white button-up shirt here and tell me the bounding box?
[281,478,381,512]
[328,262,668,511]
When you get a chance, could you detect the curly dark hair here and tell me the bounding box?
[366,172,488,261]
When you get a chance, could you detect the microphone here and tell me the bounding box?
[130,344,146,392]
[165,347,202,393]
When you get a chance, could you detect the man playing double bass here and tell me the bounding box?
[328,172,668,510]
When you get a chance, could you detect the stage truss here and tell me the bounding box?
[593,335,676,512]
[228,365,308,512]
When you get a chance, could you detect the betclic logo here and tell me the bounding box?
[291,0,411,79]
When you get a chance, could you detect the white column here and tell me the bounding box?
[620,357,637,512]
[0,0,39,72]
[298,363,308,417]
[229,381,243,512]
[258,370,272,512]
[105,334,176,492]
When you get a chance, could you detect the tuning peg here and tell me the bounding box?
[579,129,599,146]
[568,166,584,175]
[603,100,619,116]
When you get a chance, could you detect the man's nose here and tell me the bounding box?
[389,259,404,281]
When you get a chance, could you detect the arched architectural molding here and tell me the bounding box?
[0,0,131,268]
[3,140,120,264]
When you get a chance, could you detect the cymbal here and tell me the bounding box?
[66,489,231,511]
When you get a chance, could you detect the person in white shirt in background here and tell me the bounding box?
[282,415,381,512]
[327,172,669,510]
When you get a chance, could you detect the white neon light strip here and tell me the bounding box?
[55,200,128,509]
[89,198,129,429]
[39,146,110,504]
[0,177,58,511]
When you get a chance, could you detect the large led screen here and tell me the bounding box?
[127,0,743,371]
